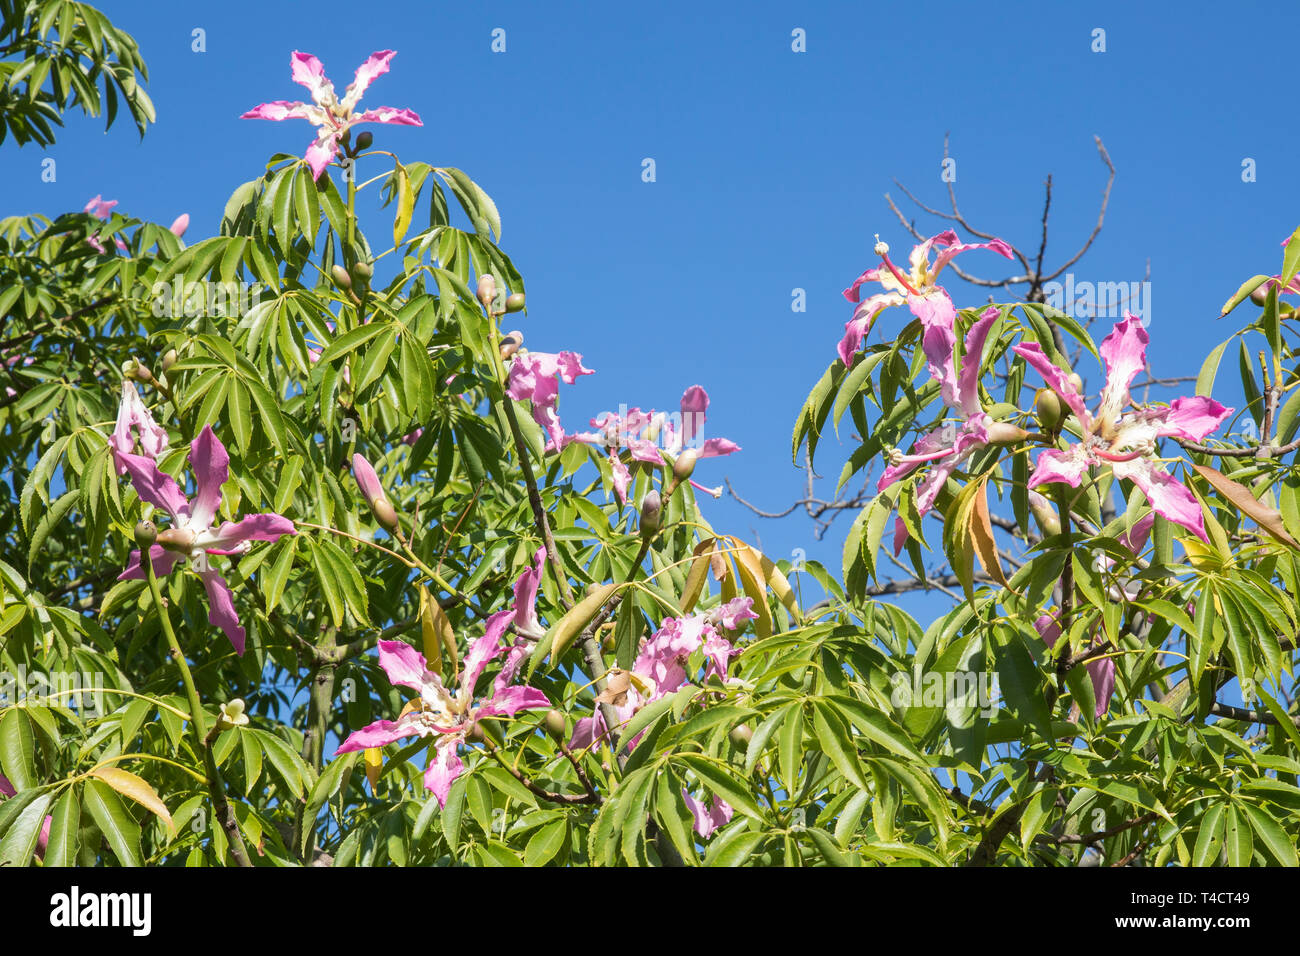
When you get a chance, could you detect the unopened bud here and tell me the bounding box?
[1035,388,1063,431]
[1067,373,1084,395]
[1028,491,1062,537]
[351,261,373,284]
[476,274,497,309]
[505,292,526,313]
[331,264,352,289]
[132,360,155,385]
[544,709,566,741]
[134,520,157,549]
[672,448,698,482]
[986,422,1029,445]
[372,497,400,532]
[354,130,373,150]
[161,349,178,376]
[639,490,662,539]
[155,528,197,553]
[729,724,753,751]
[499,331,523,360]
[1250,286,1269,307]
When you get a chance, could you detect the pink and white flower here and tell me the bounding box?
[506,350,594,452]
[109,382,169,474]
[1013,314,1232,541]
[838,230,1013,366]
[241,51,423,181]
[878,306,1003,553]
[116,426,296,653]
[574,385,740,504]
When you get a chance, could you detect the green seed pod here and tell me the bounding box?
[134,520,157,549]
[354,130,373,151]
[331,264,352,289]
[1028,491,1062,537]
[1035,388,1063,431]
[729,724,753,751]
[544,709,567,741]
[986,422,1029,445]
[505,292,526,313]
[351,261,373,283]
[672,448,698,482]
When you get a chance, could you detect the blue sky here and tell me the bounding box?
[4,0,1298,601]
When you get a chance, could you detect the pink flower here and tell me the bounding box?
[350,453,388,511]
[878,306,1002,554]
[683,790,733,838]
[838,230,1013,366]
[116,426,296,654]
[241,51,423,181]
[169,214,190,237]
[110,383,169,474]
[568,598,754,752]
[506,350,594,452]
[1013,314,1232,541]
[574,386,740,504]
[401,427,423,446]
[1034,612,1115,719]
[512,546,548,640]
[336,624,549,808]
[84,195,118,219]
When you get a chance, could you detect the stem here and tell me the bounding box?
[143,558,253,868]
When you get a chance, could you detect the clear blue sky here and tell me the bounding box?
[4,0,1297,593]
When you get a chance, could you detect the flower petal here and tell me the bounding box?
[188,425,229,530]
[424,740,464,808]
[1027,447,1090,489]
[1012,343,1090,427]
[337,718,421,753]
[1112,458,1207,542]
[512,546,547,640]
[956,307,1000,417]
[1097,314,1149,425]
[198,567,245,654]
[117,546,184,581]
[477,685,550,719]
[239,100,317,121]
[289,51,335,106]
[1156,396,1233,443]
[117,451,190,522]
[376,639,432,693]
[206,513,296,550]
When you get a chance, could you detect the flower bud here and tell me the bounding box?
[544,709,567,741]
[985,422,1029,445]
[476,274,497,309]
[352,453,400,532]
[505,292,526,313]
[132,360,155,385]
[1250,286,1269,307]
[499,331,523,360]
[351,261,373,284]
[1035,388,1063,431]
[1028,491,1062,537]
[331,264,352,289]
[1067,373,1084,395]
[355,130,373,151]
[134,520,157,549]
[161,349,178,376]
[672,448,698,482]
[728,724,753,751]
[639,490,662,539]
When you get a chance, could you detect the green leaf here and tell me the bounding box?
[675,754,765,822]
[523,818,566,866]
[0,709,36,790]
[44,789,79,867]
[83,779,143,866]
[0,790,52,867]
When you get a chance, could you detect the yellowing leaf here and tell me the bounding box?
[364,747,383,790]
[680,538,715,614]
[89,766,173,833]
[393,162,413,247]
[969,479,1008,588]
[730,539,773,638]
[1192,463,1299,549]
[419,585,455,675]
